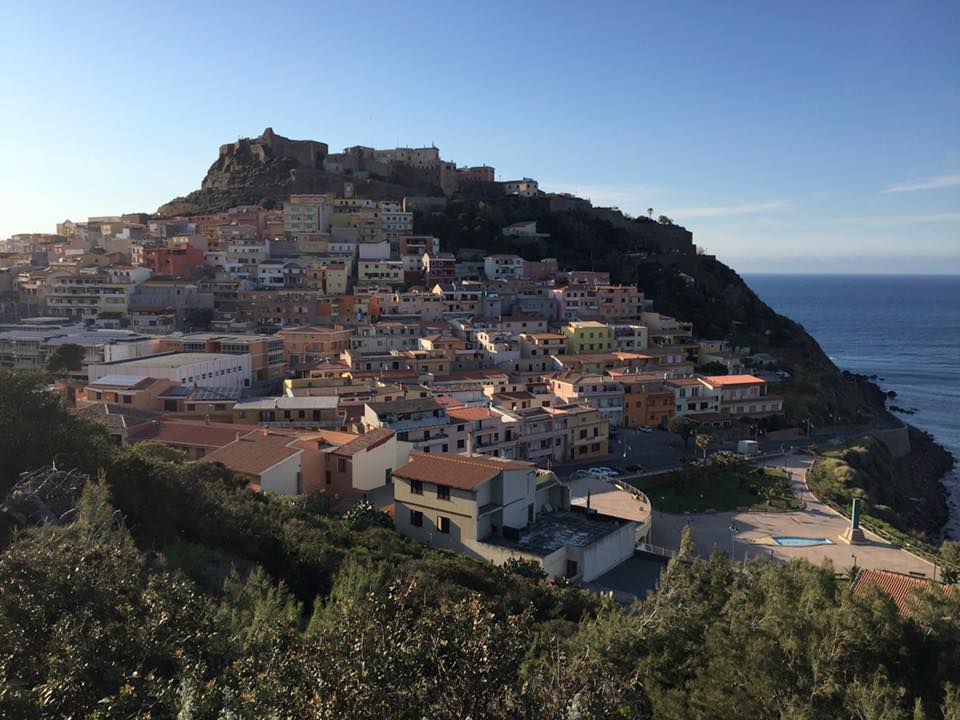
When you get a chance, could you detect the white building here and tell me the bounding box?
[484,255,525,281]
[284,195,333,235]
[88,351,252,389]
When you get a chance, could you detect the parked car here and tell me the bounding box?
[623,464,643,473]
[639,425,654,433]
[588,467,619,478]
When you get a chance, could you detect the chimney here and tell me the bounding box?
[235,432,241,442]
[261,428,268,437]
[586,490,592,511]
[466,430,472,456]
[204,414,210,425]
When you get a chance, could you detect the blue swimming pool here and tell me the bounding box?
[772,536,832,547]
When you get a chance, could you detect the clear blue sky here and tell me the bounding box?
[1,1,957,273]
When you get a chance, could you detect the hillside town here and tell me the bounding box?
[0,143,819,583]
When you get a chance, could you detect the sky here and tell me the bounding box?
[0,1,957,274]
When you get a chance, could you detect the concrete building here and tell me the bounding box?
[393,453,634,581]
[549,372,625,427]
[277,326,352,369]
[300,427,413,505]
[201,431,304,495]
[232,395,339,428]
[88,351,252,389]
[561,320,615,354]
[362,398,451,454]
[699,374,784,420]
[484,254,525,282]
[156,332,285,382]
[284,195,333,236]
[502,178,540,197]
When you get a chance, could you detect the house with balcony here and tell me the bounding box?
[665,376,721,421]
[546,402,609,462]
[446,405,520,459]
[560,320,614,354]
[392,452,635,582]
[548,372,625,427]
[362,397,451,453]
[493,404,566,464]
[699,374,784,420]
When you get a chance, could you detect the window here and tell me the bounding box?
[437,485,450,500]
[579,429,587,439]
[457,438,465,449]
[566,559,578,578]
[337,458,346,473]
[410,509,423,527]
[325,471,331,485]
[437,516,450,534]
[410,479,423,495]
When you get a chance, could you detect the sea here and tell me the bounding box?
[745,274,960,540]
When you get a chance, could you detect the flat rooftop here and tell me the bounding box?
[104,352,238,368]
[485,510,625,557]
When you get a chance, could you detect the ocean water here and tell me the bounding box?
[745,274,960,538]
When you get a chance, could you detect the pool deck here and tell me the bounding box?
[649,455,938,579]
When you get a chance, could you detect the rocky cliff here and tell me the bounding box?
[157,128,441,216]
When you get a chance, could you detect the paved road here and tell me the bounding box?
[556,424,879,480]
[649,455,937,578]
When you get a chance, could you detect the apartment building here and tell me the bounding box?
[393,452,634,581]
[622,377,676,428]
[277,326,352,369]
[156,332,285,382]
[284,195,333,236]
[362,398,450,453]
[484,254,525,281]
[561,320,615,354]
[548,402,609,461]
[699,374,784,419]
[549,372,625,427]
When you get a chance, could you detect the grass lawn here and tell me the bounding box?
[644,466,800,514]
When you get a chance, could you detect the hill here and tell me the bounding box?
[157,128,444,216]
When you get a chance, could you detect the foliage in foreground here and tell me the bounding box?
[1,370,958,718]
[1,475,958,719]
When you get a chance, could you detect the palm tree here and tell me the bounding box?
[695,434,711,482]
[646,207,654,218]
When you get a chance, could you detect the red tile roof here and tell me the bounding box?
[447,406,495,421]
[200,432,302,477]
[852,569,954,615]
[702,374,765,386]
[334,427,395,457]
[393,452,533,491]
[127,419,249,449]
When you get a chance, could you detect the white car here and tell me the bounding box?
[588,467,619,478]
[639,425,654,433]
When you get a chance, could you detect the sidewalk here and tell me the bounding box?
[648,455,937,578]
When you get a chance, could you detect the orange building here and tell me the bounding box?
[277,326,353,370]
[622,377,676,428]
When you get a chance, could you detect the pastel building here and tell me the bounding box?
[392,453,635,581]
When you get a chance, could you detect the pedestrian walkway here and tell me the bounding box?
[649,455,937,578]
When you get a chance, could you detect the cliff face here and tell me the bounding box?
[157,128,442,216]
[201,127,328,191]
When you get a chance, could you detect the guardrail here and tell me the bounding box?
[805,460,960,579]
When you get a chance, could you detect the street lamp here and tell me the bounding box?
[729,520,738,559]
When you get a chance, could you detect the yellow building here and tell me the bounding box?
[549,402,609,462]
[358,260,404,285]
[561,320,614,354]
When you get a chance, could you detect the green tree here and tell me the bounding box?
[668,415,697,449]
[43,343,85,377]
[184,307,214,330]
[0,369,113,495]
[696,433,712,482]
